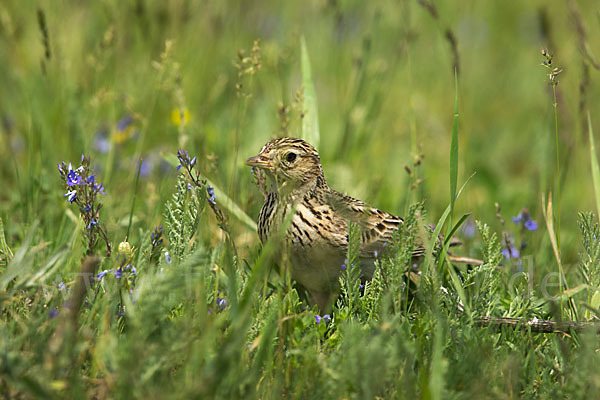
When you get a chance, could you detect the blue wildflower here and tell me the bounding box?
[217,298,227,310]
[64,190,77,203]
[49,308,59,319]
[114,268,123,279]
[315,315,322,324]
[177,149,192,170]
[524,219,538,231]
[97,270,110,280]
[58,282,66,291]
[87,219,98,230]
[502,245,520,260]
[512,209,538,232]
[322,314,331,323]
[93,183,106,195]
[207,186,216,205]
[66,169,83,186]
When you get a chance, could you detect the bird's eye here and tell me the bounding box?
[286,152,297,163]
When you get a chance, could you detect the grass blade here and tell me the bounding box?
[588,112,600,220]
[449,70,459,213]
[300,36,320,149]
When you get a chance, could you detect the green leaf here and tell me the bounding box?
[591,289,600,310]
[301,36,320,149]
[449,70,459,213]
[588,112,600,221]
[444,213,470,246]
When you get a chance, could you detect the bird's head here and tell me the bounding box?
[246,137,324,193]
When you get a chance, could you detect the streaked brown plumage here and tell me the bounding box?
[246,137,477,310]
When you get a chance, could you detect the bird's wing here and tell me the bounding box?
[324,190,418,256]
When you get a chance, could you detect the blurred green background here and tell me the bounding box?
[1,0,600,262]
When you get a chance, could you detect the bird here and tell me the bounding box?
[246,137,479,311]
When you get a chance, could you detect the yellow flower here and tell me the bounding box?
[171,107,190,127]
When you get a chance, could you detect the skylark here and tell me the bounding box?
[246,137,478,310]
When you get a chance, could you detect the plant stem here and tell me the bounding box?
[553,85,561,249]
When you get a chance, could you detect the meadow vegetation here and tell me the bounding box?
[2,0,600,398]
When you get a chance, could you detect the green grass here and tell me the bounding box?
[2,0,600,398]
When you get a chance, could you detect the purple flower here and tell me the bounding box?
[512,209,538,232]
[49,308,59,318]
[315,315,322,324]
[87,219,98,230]
[315,314,331,324]
[207,186,216,205]
[502,245,520,260]
[93,183,106,195]
[97,270,110,280]
[58,282,67,291]
[177,149,192,170]
[64,190,77,203]
[66,169,83,187]
[114,268,123,279]
[524,219,538,231]
[322,314,331,323]
[217,298,227,310]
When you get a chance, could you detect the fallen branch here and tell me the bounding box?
[477,316,600,334]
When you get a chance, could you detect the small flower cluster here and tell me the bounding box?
[96,263,137,281]
[149,225,165,265]
[58,155,111,256]
[208,292,227,314]
[501,239,521,260]
[176,149,233,241]
[501,208,538,261]
[207,186,216,205]
[177,149,217,204]
[340,258,355,270]
[315,314,331,324]
[512,209,538,232]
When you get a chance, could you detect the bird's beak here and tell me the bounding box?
[245,154,272,169]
